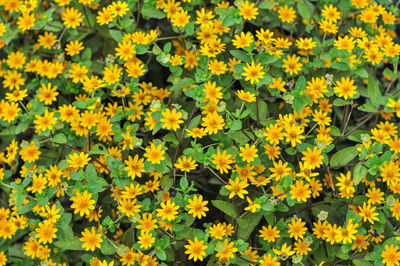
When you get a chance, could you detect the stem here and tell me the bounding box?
[206,166,227,185]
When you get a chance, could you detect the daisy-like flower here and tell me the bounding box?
[288,218,307,240]
[202,112,225,135]
[212,150,234,174]
[282,54,303,75]
[236,90,256,102]
[185,237,208,262]
[124,155,145,179]
[186,195,209,219]
[290,180,311,202]
[34,109,57,133]
[239,144,258,163]
[38,83,59,105]
[27,173,47,194]
[138,232,155,249]
[67,152,91,169]
[65,40,84,56]
[79,227,103,251]
[175,156,198,172]
[61,7,83,29]
[35,220,57,244]
[358,202,380,224]
[278,5,296,23]
[156,200,179,221]
[70,190,96,216]
[259,225,280,242]
[301,147,323,170]
[144,143,166,164]
[160,108,184,131]
[225,178,249,199]
[381,245,400,266]
[242,61,265,84]
[238,0,259,20]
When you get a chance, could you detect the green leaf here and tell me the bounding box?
[15,115,32,134]
[81,47,92,61]
[156,249,167,261]
[297,0,314,21]
[52,133,67,143]
[353,163,367,185]
[259,1,278,9]
[295,76,306,91]
[109,29,123,42]
[229,120,242,132]
[16,200,36,214]
[367,75,382,108]
[212,200,236,218]
[333,98,351,106]
[237,213,262,240]
[230,50,252,64]
[171,78,195,91]
[156,235,170,249]
[54,237,84,250]
[330,146,359,166]
[106,156,122,172]
[89,143,108,155]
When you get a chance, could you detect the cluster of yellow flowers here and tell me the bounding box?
[0,0,400,265]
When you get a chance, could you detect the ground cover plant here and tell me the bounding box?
[0,0,400,265]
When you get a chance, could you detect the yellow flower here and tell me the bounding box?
[185,237,208,262]
[282,54,303,75]
[290,180,311,202]
[27,173,47,194]
[236,90,256,102]
[238,1,259,21]
[136,213,158,233]
[175,156,198,172]
[160,108,184,131]
[67,152,91,169]
[301,147,323,170]
[65,40,84,56]
[171,10,190,27]
[70,190,96,216]
[61,7,83,28]
[239,144,258,163]
[358,202,380,224]
[225,177,249,199]
[259,225,280,242]
[288,218,307,240]
[186,195,209,219]
[273,242,295,257]
[232,32,253,49]
[38,83,59,105]
[35,220,57,244]
[321,4,341,22]
[144,143,166,164]
[334,35,355,53]
[216,239,238,262]
[212,150,234,174]
[202,112,225,135]
[381,245,400,266]
[208,59,227,75]
[242,61,265,84]
[278,5,296,23]
[137,232,155,249]
[124,155,145,179]
[20,142,41,163]
[79,227,103,251]
[34,109,57,133]
[333,77,357,100]
[156,200,179,221]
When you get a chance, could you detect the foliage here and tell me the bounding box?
[0,0,400,265]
